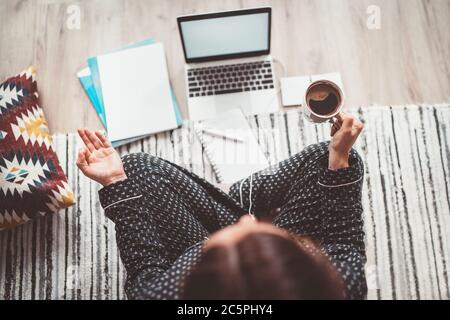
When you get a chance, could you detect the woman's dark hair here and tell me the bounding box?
[182,232,346,300]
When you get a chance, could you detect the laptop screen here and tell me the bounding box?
[178,8,271,63]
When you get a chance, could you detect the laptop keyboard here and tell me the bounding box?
[187,61,275,98]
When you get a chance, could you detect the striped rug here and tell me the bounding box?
[1,104,449,300]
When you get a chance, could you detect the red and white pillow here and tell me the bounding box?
[0,67,75,230]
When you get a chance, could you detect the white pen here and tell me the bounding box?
[201,128,244,142]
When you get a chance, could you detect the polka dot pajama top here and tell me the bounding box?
[98,142,367,300]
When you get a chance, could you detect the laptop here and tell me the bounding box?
[177,7,280,120]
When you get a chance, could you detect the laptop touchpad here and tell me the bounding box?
[214,92,252,115]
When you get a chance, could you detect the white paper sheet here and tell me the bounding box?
[97,43,178,142]
[280,72,343,107]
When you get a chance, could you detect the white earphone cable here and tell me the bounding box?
[248,173,254,215]
[238,178,245,208]
[238,173,256,220]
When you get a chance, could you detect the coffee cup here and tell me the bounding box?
[303,80,344,123]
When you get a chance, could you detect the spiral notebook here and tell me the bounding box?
[195,109,269,184]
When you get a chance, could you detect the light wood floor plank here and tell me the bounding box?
[0,0,449,133]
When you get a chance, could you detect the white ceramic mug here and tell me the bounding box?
[303,80,344,124]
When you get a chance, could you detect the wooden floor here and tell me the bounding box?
[0,0,449,133]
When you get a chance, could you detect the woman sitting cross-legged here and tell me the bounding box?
[76,112,366,300]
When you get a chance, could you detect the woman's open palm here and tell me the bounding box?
[76,129,127,186]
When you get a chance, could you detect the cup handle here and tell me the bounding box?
[329,111,343,125]
[329,116,339,125]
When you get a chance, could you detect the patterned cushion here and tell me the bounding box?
[0,66,75,230]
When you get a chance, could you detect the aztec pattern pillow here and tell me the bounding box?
[0,66,75,230]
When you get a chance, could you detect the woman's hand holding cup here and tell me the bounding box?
[328,113,364,170]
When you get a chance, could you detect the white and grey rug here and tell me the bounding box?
[0,104,449,300]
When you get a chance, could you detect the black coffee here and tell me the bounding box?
[307,84,341,116]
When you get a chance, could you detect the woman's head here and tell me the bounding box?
[182,215,346,300]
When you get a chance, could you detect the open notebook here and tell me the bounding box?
[195,109,269,184]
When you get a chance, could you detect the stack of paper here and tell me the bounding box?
[78,38,182,147]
